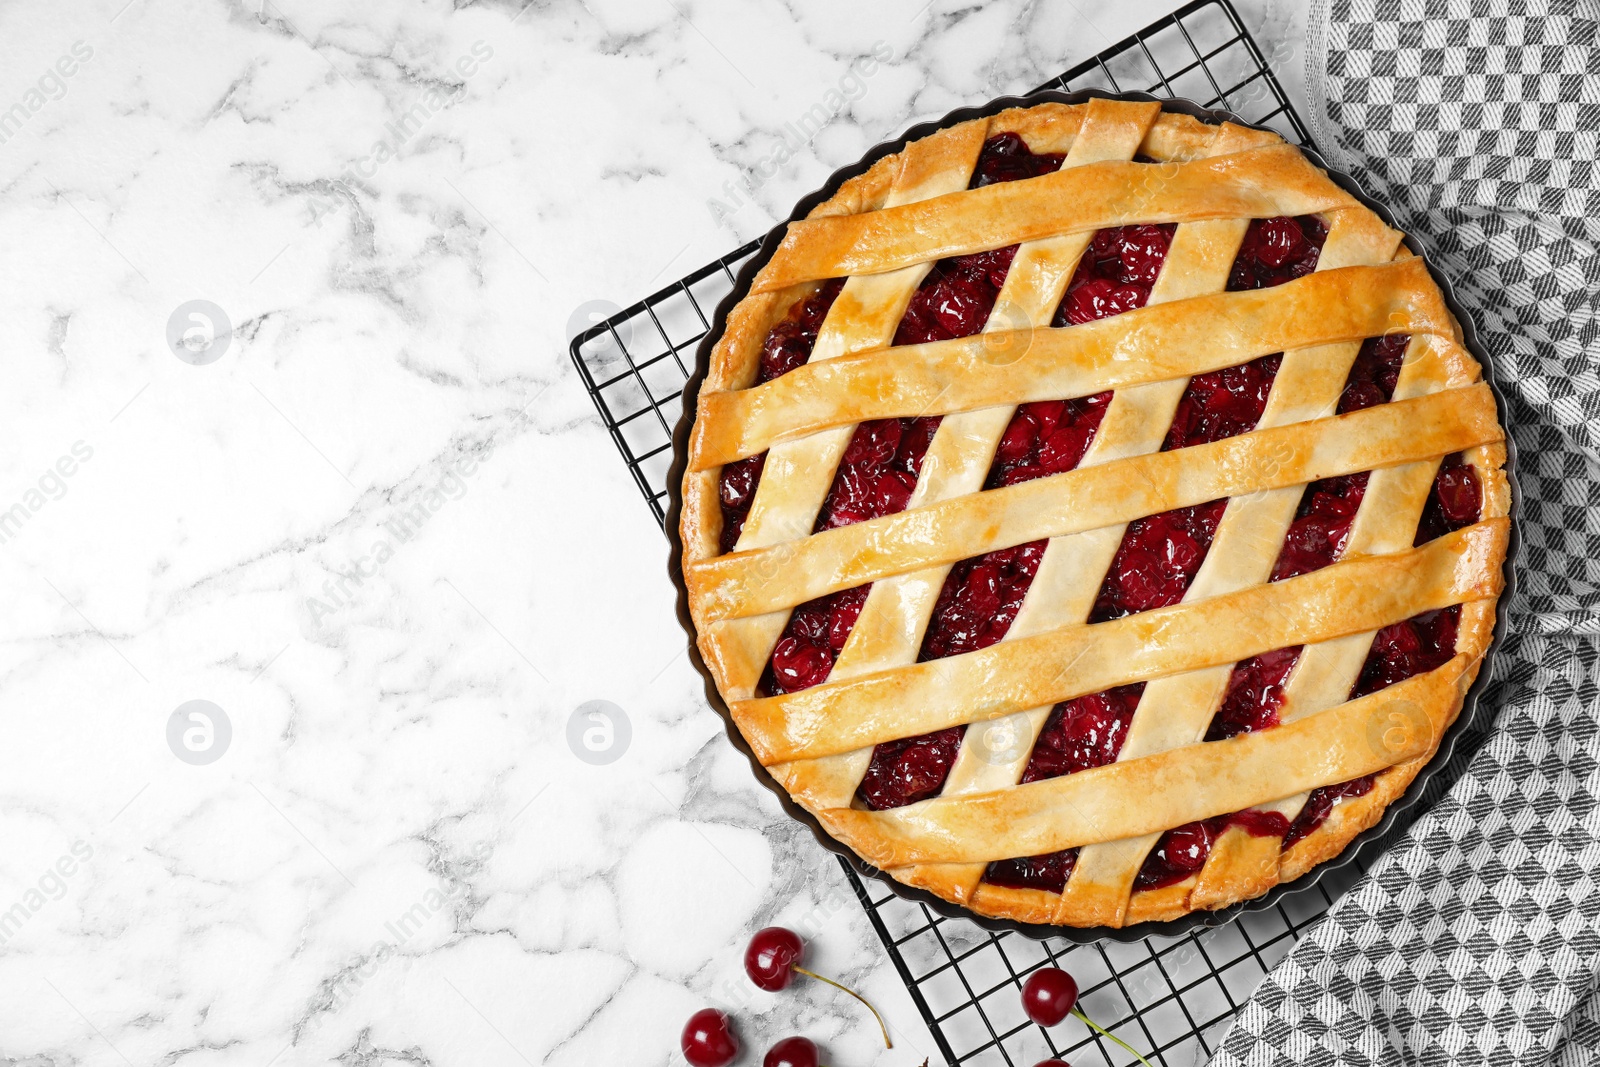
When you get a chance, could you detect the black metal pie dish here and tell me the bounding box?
[664,88,1520,944]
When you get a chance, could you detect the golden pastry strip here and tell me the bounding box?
[733,520,1505,763]
[754,144,1358,291]
[692,258,1455,469]
[817,657,1469,869]
[690,383,1503,623]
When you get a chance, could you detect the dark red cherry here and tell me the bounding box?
[763,1036,819,1067]
[1433,464,1482,526]
[745,926,803,991]
[769,636,832,692]
[743,927,892,1048]
[1250,216,1308,268]
[682,1009,739,1067]
[1022,967,1079,1026]
[1034,1061,1073,1067]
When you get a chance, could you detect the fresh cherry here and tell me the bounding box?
[744,927,891,1048]
[1033,1061,1073,1067]
[763,1036,819,1067]
[745,926,804,991]
[1020,967,1155,1067]
[1022,968,1079,1025]
[681,1008,739,1067]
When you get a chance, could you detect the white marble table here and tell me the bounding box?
[0,1,1310,1064]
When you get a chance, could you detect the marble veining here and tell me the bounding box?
[0,1,1307,1064]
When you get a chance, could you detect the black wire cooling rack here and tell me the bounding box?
[571,3,1351,1062]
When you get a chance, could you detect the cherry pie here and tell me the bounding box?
[678,99,1510,928]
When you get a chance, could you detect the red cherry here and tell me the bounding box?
[1020,971,1158,1067]
[742,928,892,1048]
[745,926,803,991]
[769,636,832,693]
[1250,216,1308,268]
[763,1036,819,1067]
[1433,464,1481,526]
[1034,1061,1073,1067]
[1022,967,1079,1025]
[681,1009,739,1067]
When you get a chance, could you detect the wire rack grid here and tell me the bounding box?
[572,3,1350,1063]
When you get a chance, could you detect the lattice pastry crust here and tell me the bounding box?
[679,100,1510,928]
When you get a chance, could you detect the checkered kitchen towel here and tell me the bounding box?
[1210,2,1600,1064]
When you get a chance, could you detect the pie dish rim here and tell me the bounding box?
[661,86,1521,943]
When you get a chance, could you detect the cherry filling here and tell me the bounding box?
[984,395,1111,488]
[1227,215,1329,291]
[762,586,869,695]
[984,848,1079,894]
[919,541,1046,661]
[1055,224,1177,325]
[718,280,847,553]
[1283,776,1375,848]
[1024,684,1145,782]
[1414,453,1482,546]
[1090,499,1229,622]
[1205,645,1302,741]
[1134,810,1295,891]
[1352,606,1461,700]
[1135,820,1221,890]
[894,248,1020,347]
[815,416,940,532]
[969,131,1065,187]
[856,727,967,812]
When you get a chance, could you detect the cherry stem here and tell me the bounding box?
[1072,1008,1154,1067]
[792,965,892,1048]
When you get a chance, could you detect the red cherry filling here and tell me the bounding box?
[983,848,1079,894]
[1414,453,1482,546]
[759,278,846,384]
[1135,819,1221,890]
[1134,810,1294,891]
[760,585,869,695]
[969,131,1065,188]
[1205,645,1302,741]
[1339,332,1409,413]
[1163,353,1282,452]
[1271,473,1369,582]
[1053,224,1176,326]
[986,395,1111,488]
[1227,215,1329,291]
[856,727,967,811]
[894,247,1020,346]
[1283,775,1376,848]
[917,541,1046,661]
[1023,684,1145,782]
[1090,499,1228,622]
[815,415,940,532]
[1352,605,1461,699]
